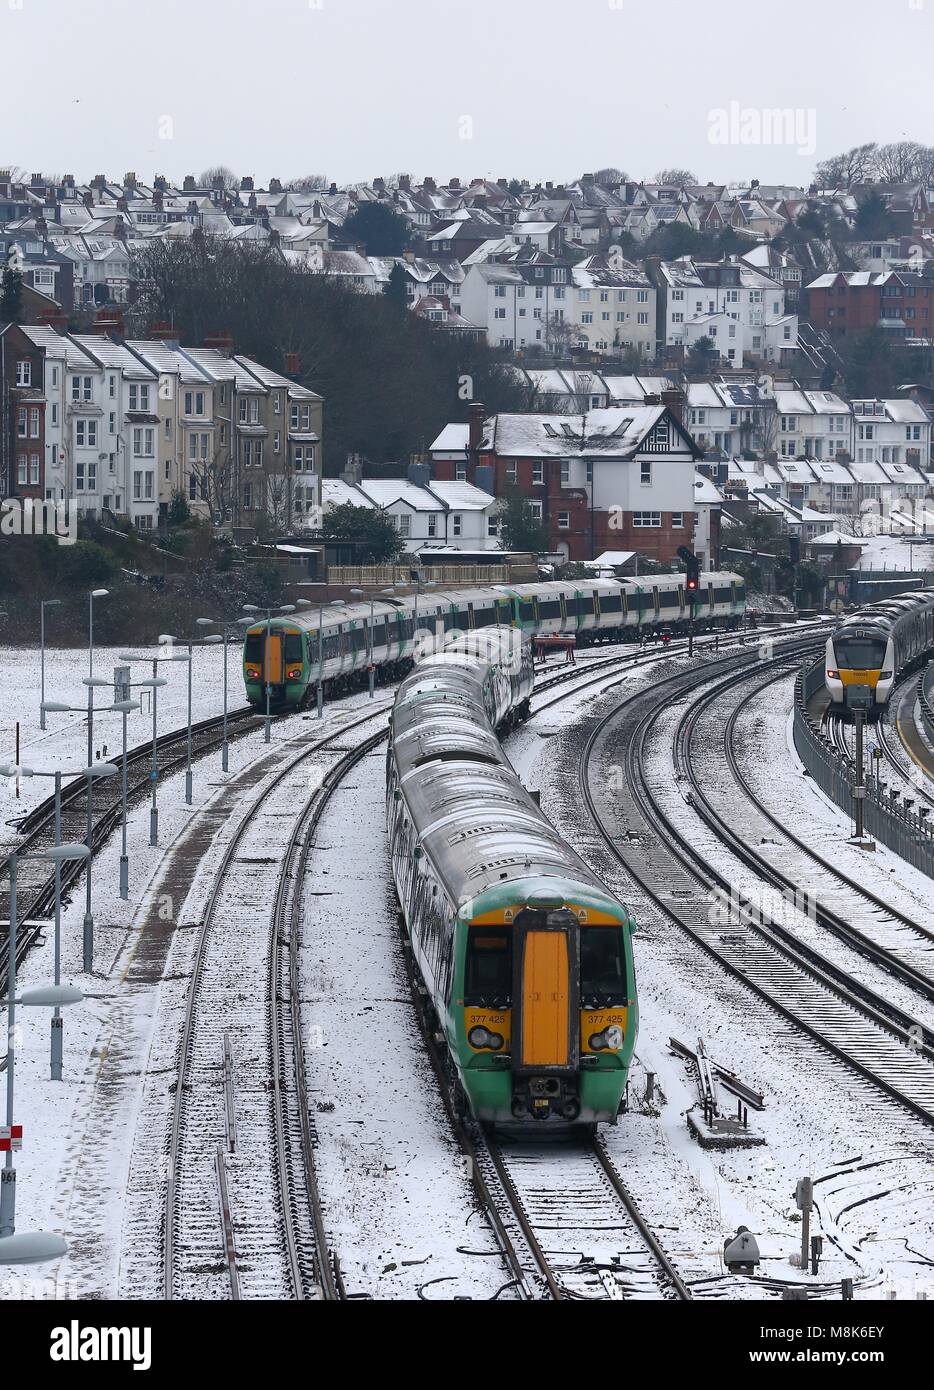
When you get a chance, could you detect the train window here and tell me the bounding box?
[244,633,262,663]
[713,587,732,602]
[835,637,887,669]
[580,927,627,1007]
[538,600,561,618]
[601,594,622,613]
[464,928,512,1007]
[519,600,535,622]
[734,584,746,601]
[352,628,366,650]
[473,607,495,627]
[443,610,459,631]
[284,633,303,662]
[578,595,595,615]
[659,589,679,606]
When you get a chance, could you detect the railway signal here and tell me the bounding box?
[677,547,700,654]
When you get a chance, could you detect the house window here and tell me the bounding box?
[273,391,281,414]
[557,510,570,529]
[128,383,150,413]
[672,512,684,528]
[274,431,281,452]
[532,462,543,484]
[560,460,570,485]
[133,427,154,457]
[17,457,27,486]
[76,462,85,490]
[398,513,411,537]
[452,513,463,536]
[75,420,97,448]
[455,462,467,481]
[641,460,652,485]
[17,407,27,437]
[633,511,661,526]
[243,482,253,509]
[487,515,498,537]
[72,375,92,402]
[184,390,205,416]
[427,514,437,537]
[529,500,543,520]
[188,432,209,462]
[506,462,517,484]
[15,360,31,387]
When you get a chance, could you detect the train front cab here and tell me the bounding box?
[243,623,307,709]
[461,894,636,1125]
[827,627,892,713]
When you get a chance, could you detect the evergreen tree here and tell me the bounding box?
[324,501,406,561]
[342,202,410,256]
[384,262,409,309]
[496,491,550,554]
[0,266,23,324]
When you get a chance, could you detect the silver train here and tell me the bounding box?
[825,590,934,714]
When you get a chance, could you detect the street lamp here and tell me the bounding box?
[119,649,187,845]
[39,599,61,730]
[350,588,377,698]
[1,762,114,1073]
[0,842,87,1243]
[196,619,237,772]
[88,589,109,679]
[242,604,297,742]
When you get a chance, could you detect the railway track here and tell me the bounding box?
[0,705,256,975]
[680,664,934,1032]
[579,639,934,1131]
[163,706,390,1301]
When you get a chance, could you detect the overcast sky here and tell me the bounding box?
[2,0,931,187]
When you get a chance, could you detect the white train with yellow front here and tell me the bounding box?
[825,591,934,714]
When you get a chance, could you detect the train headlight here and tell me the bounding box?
[588,1025,624,1051]
[287,668,302,679]
[468,1026,504,1051]
[826,669,839,679]
[879,670,892,680]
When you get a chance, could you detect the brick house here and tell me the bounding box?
[805,270,934,340]
[432,399,702,563]
[0,321,46,499]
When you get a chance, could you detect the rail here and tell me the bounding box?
[793,659,934,879]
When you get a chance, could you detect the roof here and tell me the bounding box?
[429,423,469,452]
[428,481,494,510]
[483,406,670,458]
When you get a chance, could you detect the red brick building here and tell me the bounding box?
[0,321,46,500]
[805,270,934,339]
[432,399,702,563]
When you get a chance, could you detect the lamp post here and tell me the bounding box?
[119,649,188,846]
[111,700,140,898]
[350,587,377,698]
[1,842,87,1240]
[38,599,61,731]
[88,588,109,679]
[1,764,114,1075]
[242,604,296,741]
[196,619,236,771]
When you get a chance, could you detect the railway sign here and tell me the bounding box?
[0,1125,23,1152]
[114,665,131,705]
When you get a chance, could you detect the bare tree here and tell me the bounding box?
[186,440,237,525]
[875,141,924,183]
[654,168,698,186]
[592,168,629,187]
[199,164,238,190]
[813,143,878,188]
[543,312,578,355]
[289,174,329,192]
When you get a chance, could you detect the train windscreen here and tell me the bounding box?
[244,632,262,663]
[465,928,512,1007]
[835,636,887,670]
[580,927,627,1007]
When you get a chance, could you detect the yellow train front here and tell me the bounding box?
[826,593,934,716]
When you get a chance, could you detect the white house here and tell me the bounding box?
[775,388,853,460]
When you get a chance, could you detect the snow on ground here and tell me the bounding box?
[0,642,236,837]
[299,746,506,1301]
[0,685,391,1300]
[507,654,934,1300]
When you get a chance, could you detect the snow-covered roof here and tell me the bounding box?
[429,423,470,452]
[428,481,494,510]
[321,478,375,510]
[807,529,865,546]
[484,406,668,458]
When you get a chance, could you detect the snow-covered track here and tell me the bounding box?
[163,707,389,1301]
[0,704,255,975]
[580,641,934,1131]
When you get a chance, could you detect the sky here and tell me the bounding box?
[1,0,932,189]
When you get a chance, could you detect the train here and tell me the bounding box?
[385,626,638,1128]
[825,590,934,715]
[242,571,746,710]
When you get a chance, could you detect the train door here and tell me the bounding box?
[264,630,284,685]
[512,909,579,1072]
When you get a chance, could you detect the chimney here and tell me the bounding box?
[660,387,685,423]
[124,171,137,190]
[403,249,415,264]
[153,174,167,191]
[61,173,75,189]
[269,177,282,194]
[545,181,553,192]
[83,191,94,211]
[399,174,411,192]
[248,192,257,211]
[328,182,338,195]
[116,195,129,213]
[341,452,363,486]
[407,459,430,489]
[423,176,436,194]
[373,176,385,192]
[450,177,461,190]
[240,175,254,191]
[204,331,234,356]
[497,178,508,190]
[268,227,280,248]
[153,189,164,212]
[92,307,125,336]
[582,173,595,186]
[35,213,48,236]
[468,400,486,452]
[183,175,196,192]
